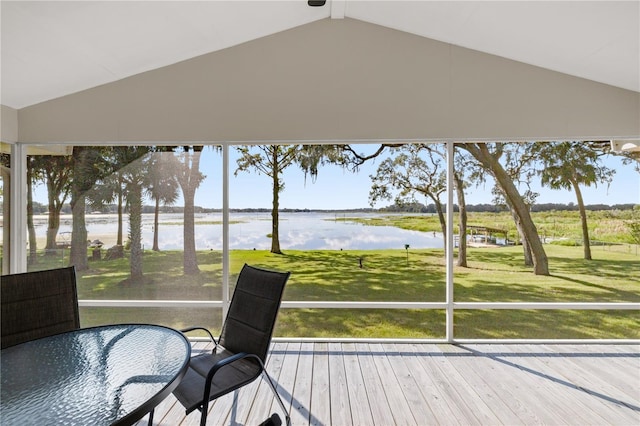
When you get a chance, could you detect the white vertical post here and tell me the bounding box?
[1,164,10,273]
[445,140,455,342]
[222,144,230,320]
[9,143,27,273]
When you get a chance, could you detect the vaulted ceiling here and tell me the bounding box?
[2,0,638,110]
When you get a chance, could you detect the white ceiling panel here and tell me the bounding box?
[1,1,638,109]
[346,1,639,93]
[1,1,327,108]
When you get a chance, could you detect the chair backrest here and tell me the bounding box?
[219,264,290,362]
[1,266,80,349]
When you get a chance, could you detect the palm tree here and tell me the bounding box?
[90,147,131,249]
[535,141,614,260]
[70,147,110,271]
[172,146,205,275]
[91,146,150,279]
[145,151,179,251]
[118,147,151,281]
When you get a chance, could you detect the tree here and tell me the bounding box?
[368,144,448,246]
[452,146,474,267]
[319,143,473,266]
[90,147,135,250]
[305,143,472,266]
[116,147,151,281]
[34,155,73,251]
[629,205,640,245]
[91,167,126,246]
[26,156,38,265]
[172,146,205,274]
[459,142,549,275]
[465,143,540,266]
[534,141,614,260]
[69,147,110,271]
[146,151,179,251]
[235,145,299,254]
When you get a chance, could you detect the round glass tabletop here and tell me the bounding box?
[1,324,190,425]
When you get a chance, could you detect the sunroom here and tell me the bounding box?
[1,1,639,425]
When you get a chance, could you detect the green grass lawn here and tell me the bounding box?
[45,242,638,340]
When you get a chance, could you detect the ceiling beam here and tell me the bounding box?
[331,1,346,19]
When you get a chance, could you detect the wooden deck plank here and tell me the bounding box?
[432,344,527,425]
[225,345,273,426]
[496,343,601,424]
[245,341,288,425]
[289,342,314,425]
[464,344,557,425]
[379,343,438,424]
[275,342,302,423]
[490,344,620,425]
[530,344,640,425]
[443,344,562,425]
[201,391,235,425]
[412,344,484,425]
[342,342,373,426]
[400,344,459,424]
[309,342,331,426]
[431,344,503,425]
[370,343,418,425]
[542,344,638,425]
[353,343,396,426]
[548,344,640,401]
[467,344,593,425]
[328,342,352,426]
[143,343,639,426]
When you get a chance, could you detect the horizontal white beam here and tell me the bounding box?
[453,302,640,310]
[79,300,640,310]
[79,300,224,308]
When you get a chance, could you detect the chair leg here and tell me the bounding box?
[199,403,209,426]
[147,409,154,426]
[261,371,291,426]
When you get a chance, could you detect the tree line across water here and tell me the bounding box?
[3,141,639,282]
[19,201,638,216]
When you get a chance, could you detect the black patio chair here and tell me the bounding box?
[171,264,291,426]
[1,266,80,349]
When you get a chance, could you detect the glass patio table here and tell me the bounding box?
[1,324,191,425]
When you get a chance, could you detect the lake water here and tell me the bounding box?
[29,212,444,251]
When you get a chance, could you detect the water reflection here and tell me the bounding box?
[31,212,444,250]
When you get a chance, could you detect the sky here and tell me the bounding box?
[194,145,639,210]
[28,144,639,210]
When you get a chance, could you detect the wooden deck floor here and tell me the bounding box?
[140,342,640,426]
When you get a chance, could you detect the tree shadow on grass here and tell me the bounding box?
[276,308,446,338]
[274,250,446,302]
[78,249,223,300]
[550,274,640,302]
[455,309,640,339]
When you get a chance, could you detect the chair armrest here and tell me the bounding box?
[179,326,217,345]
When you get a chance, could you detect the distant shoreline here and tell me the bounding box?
[23,201,639,217]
